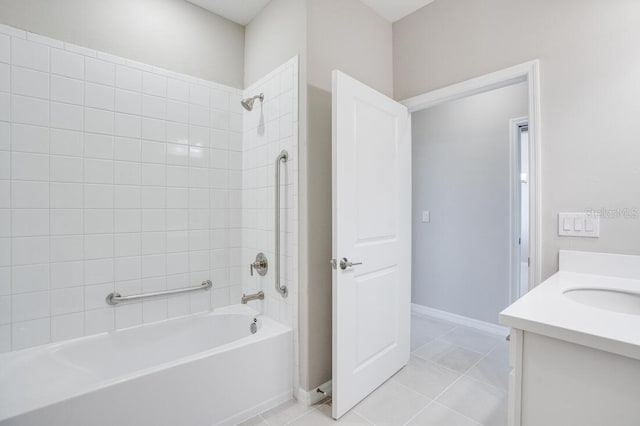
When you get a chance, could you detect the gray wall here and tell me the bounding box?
[302,0,393,391]
[394,0,640,281]
[0,0,244,87]
[243,0,306,88]
[412,82,528,324]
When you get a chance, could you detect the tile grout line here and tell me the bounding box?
[403,322,505,425]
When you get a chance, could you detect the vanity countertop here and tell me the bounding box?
[500,250,640,361]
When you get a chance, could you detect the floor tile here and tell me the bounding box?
[391,355,460,399]
[410,315,457,350]
[287,404,371,425]
[260,399,315,425]
[436,376,507,426]
[413,338,484,373]
[440,326,502,355]
[353,379,431,425]
[466,343,509,390]
[407,402,482,426]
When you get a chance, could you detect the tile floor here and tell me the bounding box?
[240,313,509,425]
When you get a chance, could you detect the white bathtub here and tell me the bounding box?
[0,305,292,426]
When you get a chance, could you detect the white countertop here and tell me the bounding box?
[500,250,640,361]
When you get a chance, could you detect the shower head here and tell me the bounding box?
[241,93,264,111]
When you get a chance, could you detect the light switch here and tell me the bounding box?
[422,210,430,223]
[573,218,583,231]
[558,212,599,238]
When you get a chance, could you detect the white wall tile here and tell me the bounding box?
[0,122,9,150]
[51,312,84,341]
[84,234,113,260]
[116,65,142,92]
[50,209,83,235]
[3,27,249,351]
[11,66,49,99]
[85,108,114,135]
[114,162,140,185]
[11,124,49,154]
[12,95,49,127]
[84,308,114,334]
[141,117,166,142]
[86,58,115,86]
[11,264,48,293]
[50,261,84,289]
[142,94,166,119]
[50,183,82,208]
[114,113,141,138]
[84,210,113,234]
[12,209,49,237]
[51,129,83,157]
[51,288,84,316]
[85,82,115,110]
[84,159,113,184]
[115,89,141,115]
[12,152,49,181]
[51,48,84,79]
[0,63,8,92]
[85,260,114,286]
[12,38,49,72]
[12,318,50,350]
[51,102,84,131]
[189,84,209,107]
[0,34,10,64]
[50,156,82,182]
[12,291,50,321]
[51,75,85,106]
[115,234,141,257]
[84,133,113,159]
[166,100,188,123]
[167,78,188,102]
[143,72,167,97]
[84,184,113,208]
[166,122,189,145]
[50,235,83,262]
[114,137,141,162]
[189,104,209,127]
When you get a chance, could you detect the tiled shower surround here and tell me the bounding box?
[0,24,258,352]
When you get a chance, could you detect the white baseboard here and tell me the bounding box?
[411,303,509,337]
[295,380,332,406]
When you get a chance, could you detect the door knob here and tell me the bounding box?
[339,258,362,270]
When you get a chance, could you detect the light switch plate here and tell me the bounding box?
[422,210,430,223]
[558,212,599,238]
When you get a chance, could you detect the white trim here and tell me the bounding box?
[509,116,529,303]
[402,60,542,289]
[411,303,509,337]
[294,380,332,406]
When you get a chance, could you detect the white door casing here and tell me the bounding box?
[331,71,412,419]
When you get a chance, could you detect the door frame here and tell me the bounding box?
[510,116,529,302]
[401,60,542,290]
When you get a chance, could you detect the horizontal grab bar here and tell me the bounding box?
[106,280,212,305]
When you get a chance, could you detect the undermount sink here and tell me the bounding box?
[563,288,640,315]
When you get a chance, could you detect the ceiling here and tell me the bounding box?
[186,0,435,26]
[185,0,271,26]
[359,0,435,22]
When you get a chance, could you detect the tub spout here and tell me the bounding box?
[241,291,264,304]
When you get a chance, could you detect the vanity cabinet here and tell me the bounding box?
[508,329,640,426]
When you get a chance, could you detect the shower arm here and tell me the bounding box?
[275,150,288,298]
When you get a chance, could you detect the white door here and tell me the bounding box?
[331,71,412,419]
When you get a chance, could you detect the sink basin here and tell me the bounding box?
[564,288,640,315]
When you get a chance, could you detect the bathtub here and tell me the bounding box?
[0,305,292,426]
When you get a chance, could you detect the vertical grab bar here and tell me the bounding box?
[275,150,288,297]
